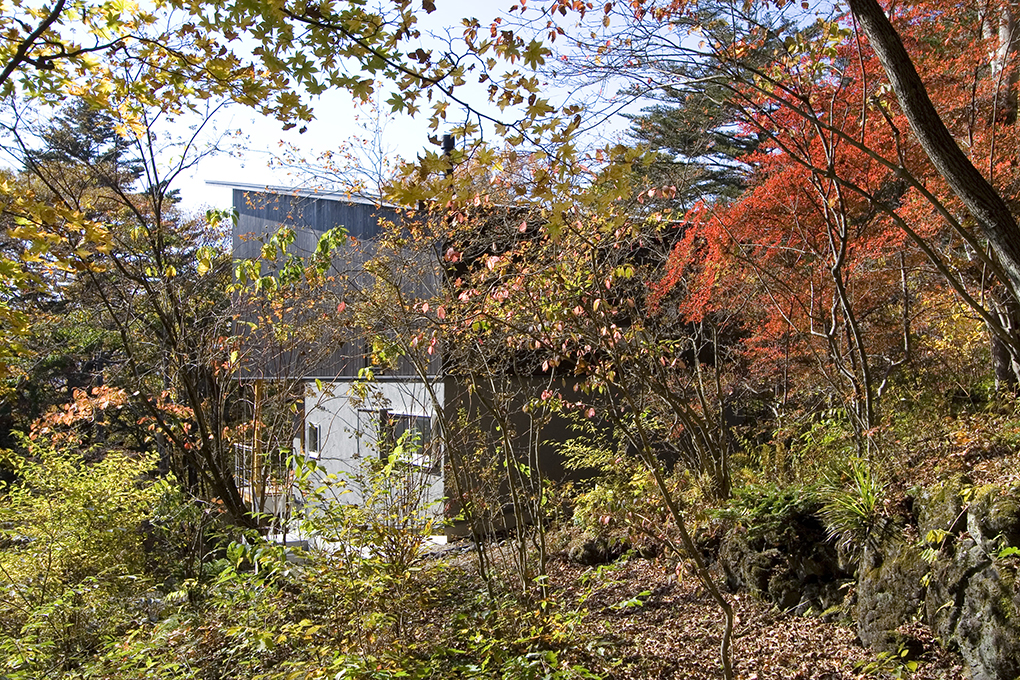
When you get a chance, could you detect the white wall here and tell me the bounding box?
[302,378,446,510]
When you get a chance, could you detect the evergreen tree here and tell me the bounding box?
[625,81,761,210]
[27,100,143,191]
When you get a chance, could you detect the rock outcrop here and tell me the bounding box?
[717,501,850,616]
[919,485,1020,680]
[709,479,1020,679]
[855,517,928,651]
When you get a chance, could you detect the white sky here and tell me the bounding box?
[177,0,624,212]
[174,92,435,211]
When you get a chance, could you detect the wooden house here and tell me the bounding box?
[219,182,587,536]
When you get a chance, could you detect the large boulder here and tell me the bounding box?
[920,484,1020,680]
[855,517,929,651]
[966,485,1020,553]
[567,534,628,566]
[925,540,1020,680]
[711,480,1020,679]
[718,502,849,615]
[916,475,968,540]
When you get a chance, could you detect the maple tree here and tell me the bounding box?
[379,139,742,672]
[529,0,1020,415]
[847,0,1020,294]
[2,94,264,524]
[5,1,1020,676]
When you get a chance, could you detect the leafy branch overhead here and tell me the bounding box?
[2,1,1020,678]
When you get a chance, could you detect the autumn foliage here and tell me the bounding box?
[628,0,1020,441]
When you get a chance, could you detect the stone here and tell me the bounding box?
[567,534,627,566]
[718,527,776,595]
[965,485,1020,553]
[925,539,1020,680]
[919,485,1020,680]
[856,518,929,652]
[916,476,968,540]
[717,505,849,614]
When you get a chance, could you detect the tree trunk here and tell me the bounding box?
[990,290,1020,390]
[981,0,1020,123]
[848,0,1020,294]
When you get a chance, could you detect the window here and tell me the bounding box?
[362,409,438,472]
[385,413,432,450]
[306,422,321,459]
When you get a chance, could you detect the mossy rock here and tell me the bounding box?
[717,502,848,614]
[922,485,1020,680]
[718,527,780,595]
[567,534,628,566]
[966,485,1020,552]
[915,475,969,539]
[856,519,929,652]
[926,541,1020,680]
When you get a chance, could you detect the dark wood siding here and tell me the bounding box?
[233,190,402,259]
[233,189,440,380]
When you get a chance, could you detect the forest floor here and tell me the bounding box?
[415,419,1020,680]
[428,426,1020,680]
[534,557,965,680]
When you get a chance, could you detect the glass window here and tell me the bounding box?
[306,422,321,459]
[378,411,438,472]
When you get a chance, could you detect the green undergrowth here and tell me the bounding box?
[86,561,521,677]
[27,541,613,680]
[4,394,1018,679]
[0,436,614,680]
[711,482,821,539]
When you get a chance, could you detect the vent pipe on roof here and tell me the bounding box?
[442,134,455,178]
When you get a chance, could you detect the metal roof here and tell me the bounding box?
[206,180,401,208]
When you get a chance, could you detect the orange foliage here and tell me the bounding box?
[649,0,1020,408]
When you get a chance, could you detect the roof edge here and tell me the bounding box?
[206,180,402,208]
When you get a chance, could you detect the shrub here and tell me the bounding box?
[817,457,885,568]
[0,435,166,677]
[712,482,820,543]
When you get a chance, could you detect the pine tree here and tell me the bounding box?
[625,81,761,209]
